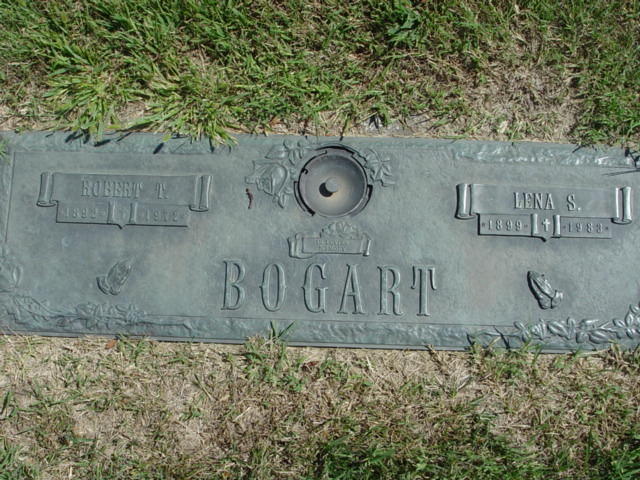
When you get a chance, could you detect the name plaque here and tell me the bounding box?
[0,132,638,351]
[37,172,211,227]
[456,183,631,240]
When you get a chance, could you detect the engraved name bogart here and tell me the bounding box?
[221,260,437,317]
[38,172,212,228]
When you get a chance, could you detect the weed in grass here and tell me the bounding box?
[115,336,155,365]
[600,345,640,374]
[313,413,551,480]
[180,402,203,422]
[315,357,354,384]
[398,380,427,399]
[469,343,544,384]
[601,432,640,480]
[0,441,39,480]
[0,390,17,420]
[242,337,307,392]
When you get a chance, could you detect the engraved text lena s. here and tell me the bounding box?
[513,191,581,211]
[513,192,555,210]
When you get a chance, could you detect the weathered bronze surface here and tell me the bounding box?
[0,132,638,350]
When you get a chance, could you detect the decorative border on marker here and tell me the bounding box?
[1,132,635,169]
[1,242,639,351]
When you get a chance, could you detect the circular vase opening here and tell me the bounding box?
[297,146,371,217]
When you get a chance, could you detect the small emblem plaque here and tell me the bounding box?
[288,222,371,259]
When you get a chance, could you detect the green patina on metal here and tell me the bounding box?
[0,131,638,351]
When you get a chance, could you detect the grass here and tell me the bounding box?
[1,336,639,479]
[0,0,638,145]
[1,1,640,478]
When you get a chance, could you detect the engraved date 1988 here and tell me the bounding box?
[560,217,610,238]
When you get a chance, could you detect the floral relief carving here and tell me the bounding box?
[245,140,394,209]
[467,302,640,350]
[320,221,365,239]
[0,245,159,333]
[360,148,395,186]
[245,139,313,208]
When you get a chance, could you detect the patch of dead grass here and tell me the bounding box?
[1,335,638,477]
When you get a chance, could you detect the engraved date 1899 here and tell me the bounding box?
[58,205,103,220]
[483,217,528,233]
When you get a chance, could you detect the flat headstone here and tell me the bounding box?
[0,131,638,351]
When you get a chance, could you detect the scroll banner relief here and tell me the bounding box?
[37,173,212,228]
[456,183,632,240]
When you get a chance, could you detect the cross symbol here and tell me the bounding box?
[542,218,551,231]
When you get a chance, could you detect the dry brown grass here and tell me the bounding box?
[1,334,639,478]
